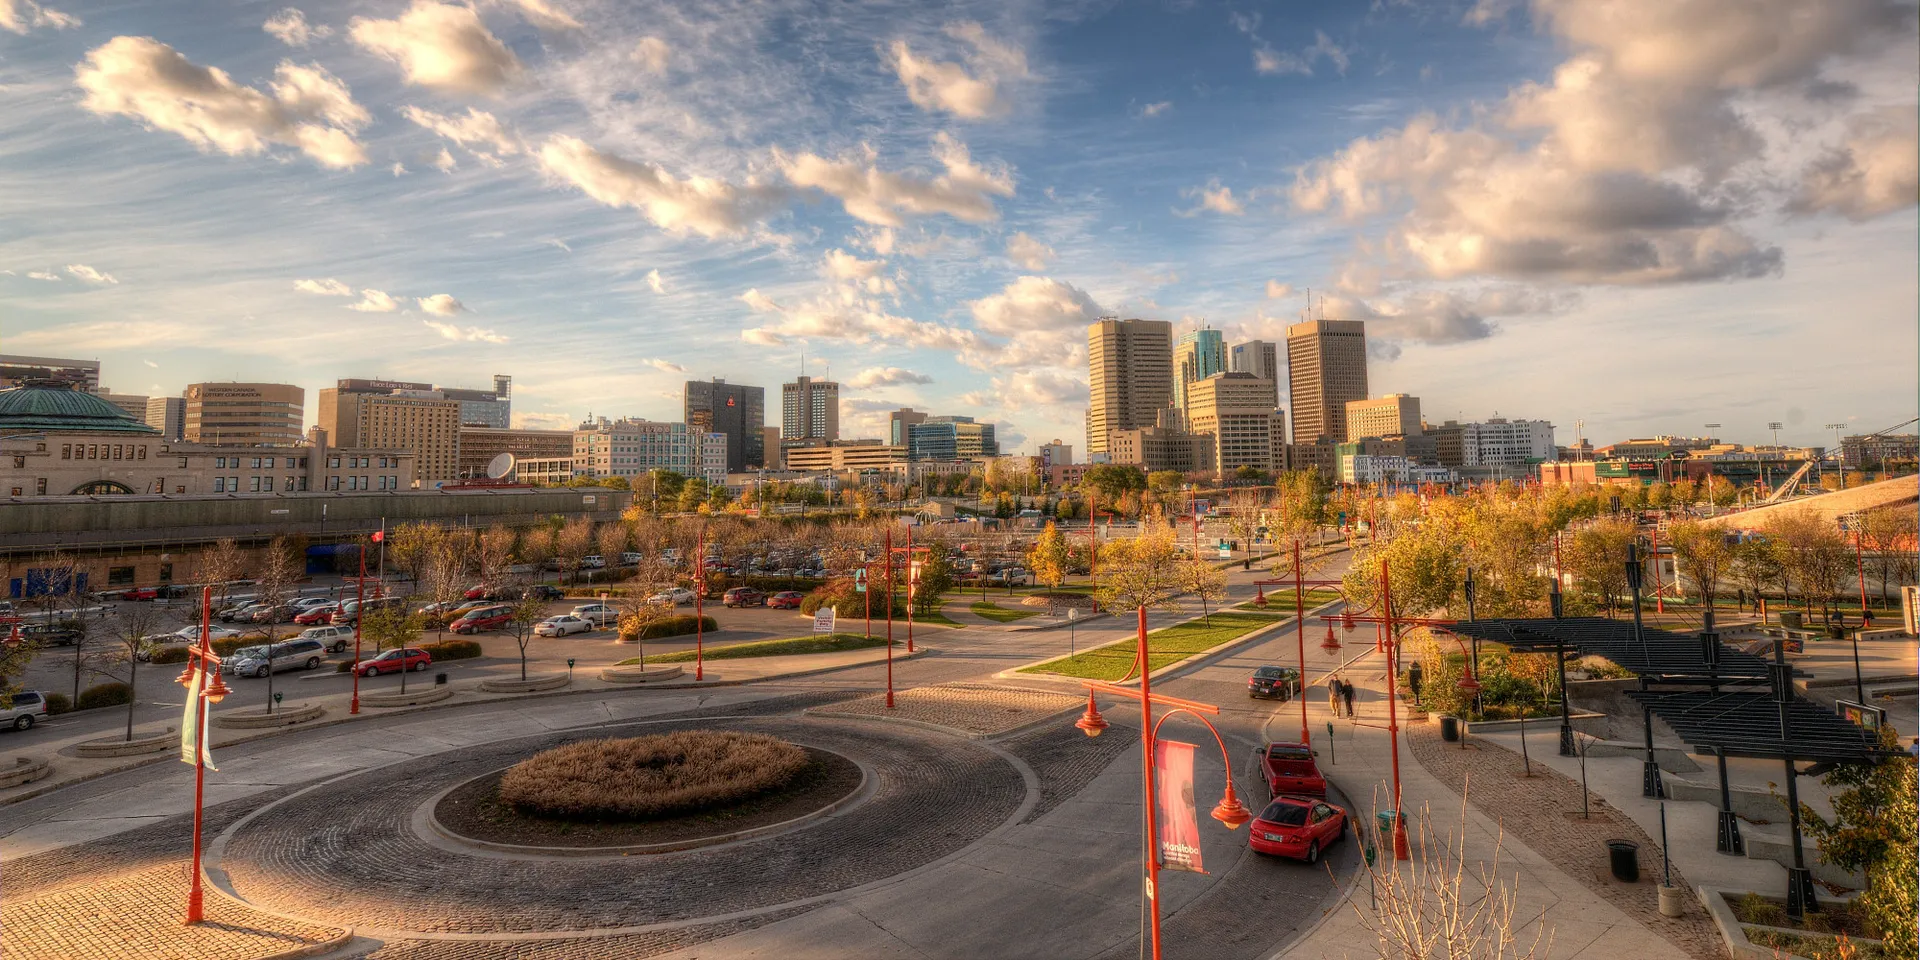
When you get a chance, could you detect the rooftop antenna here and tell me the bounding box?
[1575,418,1585,444]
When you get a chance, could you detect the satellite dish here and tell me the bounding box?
[486,452,516,479]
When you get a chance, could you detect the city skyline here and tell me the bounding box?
[2,0,1914,452]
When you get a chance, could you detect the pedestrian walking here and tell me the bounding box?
[1328,677,1342,718]
[1408,661,1424,705]
[1340,678,1356,717]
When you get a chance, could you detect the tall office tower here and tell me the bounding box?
[185,383,307,445]
[1087,318,1173,458]
[1186,372,1288,477]
[907,416,998,461]
[683,378,765,472]
[889,408,928,446]
[1229,340,1281,409]
[1285,319,1368,444]
[1345,394,1423,441]
[145,396,186,440]
[439,374,511,428]
[318,380,461,483]
[1173,327,1228,416]
[781,375,839,445]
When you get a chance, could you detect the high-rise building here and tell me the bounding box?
[318,382,460,484]
[1038,440,1073,471]
[99,391,150,422]
[185,383,306,446]
[762,426,783,469]
[1173,327,1227,416]
[1103,425,1213,474]
[456,426,572,479]
[1228,340,1281,409]
[781,375,839,445]
[889,408,928,447]
[0,355,100,394]
[1285,319,1368,443]
[1186,372,1288,478]
[684,379,764,472]
[1088,318,1173,458]
[1345,394,1423,441]
[573,417,724,486]
[145,396,185,441]
[907,416,998,461]
[1460,418,1556,468]
[439,375,511,428]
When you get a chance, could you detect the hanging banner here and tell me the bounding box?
[1154,739,1205,874]
[178,664,217,770]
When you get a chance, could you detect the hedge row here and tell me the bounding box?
[77,682,132,711]
[626,615,718,640]
[422,639,483,660]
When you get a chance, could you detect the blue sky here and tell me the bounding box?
[2,0,1915,454]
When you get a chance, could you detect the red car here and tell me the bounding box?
[723,587,767,608]
[119,586,160,601]
[463,584,500,601]
[768,591,805,610]
[294,603,340,625]
[451,605,512,634]
[1255,742,1328,798]
[1247,795,1347,864]
[354,647,432,676]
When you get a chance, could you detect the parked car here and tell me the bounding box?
[290,596,336,612]
[16,622,82,647]
[248,603,297,624]
[647,588,696,606]
[582,555,606,570]
[768,591,805,610]
[229,638,329,678]
[1247,665,1298,701]
[463,584,498,601]
[118,586,161,601]
[296,624,357,654]
[174,624,242,643]
[534,615,592,637]
[1,690,48,731]
[570,603,618,627]
[619,552,644,566]
[354,647,431,676]
[1253,742,1328,799]
[294,602,341,626]
[1247,795,1347,864]
[723,587,767,608]
[525,584,565,601]
[451,605,513,634]
[218,601,266,622]
[333,596,404,624]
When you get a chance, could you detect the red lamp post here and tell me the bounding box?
[883,527,895,709]
[181,585,232,925]
[350,542,366,715]
[1073,606,1251,960]
[694,526,706,681]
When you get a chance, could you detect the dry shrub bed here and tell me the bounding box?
[499,731,810,821]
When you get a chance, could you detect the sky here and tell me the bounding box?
[2,0,1916,455]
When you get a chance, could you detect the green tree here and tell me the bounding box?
[911,539,954,616]
[1729,538,1783,612]
[385,522,440,590]
[1566,519,1635,614]
[359,603,427,692]
[1027,521,1070,613]
[1799,727,1917,957]
[1178,555,1228,623]
[1094,518,1184,615]
[1081,464,1147,504]
[1770,508,1852,619]
[1667,520,1733,609]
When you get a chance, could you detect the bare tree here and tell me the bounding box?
[250,538,300,714]
[594,521,630,583]
[508,593,548,681]
[1178,555,1229,624]
[554,517,595,586]
[1770,509,1853,621]
[420,535,470,641]
[1351,795,1549,960]
[476,524,517,594]
[108,602,165,741]
[200,537,245,607]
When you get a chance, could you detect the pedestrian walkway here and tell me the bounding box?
[1274,649,1699,960]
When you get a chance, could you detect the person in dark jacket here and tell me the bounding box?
[1327,677,1343,718]
[1407,661,1424,704]
[1340,678,1356,717]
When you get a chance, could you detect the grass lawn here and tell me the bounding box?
[1235,589,1344,612]
[971,601,1040,623]
[914,600,963,628]
[1018,611,1283,681]
[618,632,888,664]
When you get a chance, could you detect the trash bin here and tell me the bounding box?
[435,672,448,686]
[1376,811,1400,840]
[1779,611,1803,630]
[1440,716,1461,742]
[1607,840,1640,882]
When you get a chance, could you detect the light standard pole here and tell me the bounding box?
[350,542,365,715]
[181,585,232,925]
[1826,424,1848,486]
[694,525,705,681]
[884,527,895,709]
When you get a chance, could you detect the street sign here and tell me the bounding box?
[855,568,866,593]
[812,609,837,634]
[1218,547,1232,559]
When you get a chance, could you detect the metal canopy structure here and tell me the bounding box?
[1440,616,1779,679]
[1624,690,1896,763]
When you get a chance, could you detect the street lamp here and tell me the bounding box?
[1073,606,1251,960]
[1825,423,1849,486]
[180,586,232,925]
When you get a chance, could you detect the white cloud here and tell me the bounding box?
[640,357,687,373]
[539,135,787,239]
[1176,179,1245,216]
[1235,13,1348,78]
[1788,106,1919,221]
[737,285,977,354]
[1006,231,1054,270]
[417,293,464,315]
[500,0,578,31]
[739,327,786,347]
[513,411,573,430]
[431,147,458,172]
[644,268,666,293]
[847,366,933,389]
[26,271,60,281]
[143,359,159,368]
[778,133,1013,227]
[391,162,408,176]
[263,8,330,47]
[541,237,572,252]
[349,1,522,97]
[65,263,117,285]
[1140,100,1172,118]
[423,319,508,343]
[0,0,78,34]
[400,105,520,160]
[347,289,399,312]
[633,36,671,74]
[1265,279,1295,300]
[886,21,1029,120]
[973,369,1084,412]
[75,37,370,169]
[967,275,1101,337]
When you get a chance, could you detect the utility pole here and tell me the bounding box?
[1825,424,1849,486]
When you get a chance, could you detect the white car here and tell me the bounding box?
[648,588,696,606]
[619,552,644,566]
[535,615,592,637]
[581,555,606,569]
[570,603,618,627]
[290,596,335,611]
[174,624,242,642]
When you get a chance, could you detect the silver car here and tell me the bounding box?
[570,603,619,627]
[229,638,328,678]
[1,690,48,731]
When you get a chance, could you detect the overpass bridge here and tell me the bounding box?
[1703,474,1917,532]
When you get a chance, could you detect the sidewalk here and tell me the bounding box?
[1276,650,1700,960]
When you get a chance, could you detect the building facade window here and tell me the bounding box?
[60,445,70,459]
[34,478,45,495]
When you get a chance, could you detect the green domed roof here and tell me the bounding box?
[0,381,159,435]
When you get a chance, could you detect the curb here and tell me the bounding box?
[214,703,325,729]
[258,930,353,960]
[806,697,1084,743]
[999,597,1345,686]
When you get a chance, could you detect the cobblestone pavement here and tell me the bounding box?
[1406,720,1725,960]
[221,717,1028,934]
[808,682,1084,736]
[340,907,821,959]
[1,861,341,960]
[1001,715,1135,823]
